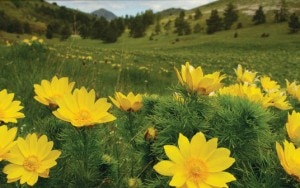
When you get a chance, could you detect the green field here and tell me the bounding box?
[1,6,300,187]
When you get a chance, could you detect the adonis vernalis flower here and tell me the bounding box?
[53,87,116,127]
[0,89,25,123]
[286,79,300,102]
[286,111,300,145]
[234,64,257,84]
[109,91,143,112]
[0,125,17,161]
[34,76,75,108]
[154,132,236,188]
[262,91,292,110]
[175,62,226,95]
[260,76,280,93]
[3,133,61,186]
[276,140,300,181]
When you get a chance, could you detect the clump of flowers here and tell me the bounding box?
[22,36,44,46]
[0,125,17,161]
[154,132,236,188]
[109,92,143,112]
[0,89,25,123]
[34,76,75,109]
[3,133,61,186]
[175,62,226,95]
[53,87,116,127]
[218,66,292,111]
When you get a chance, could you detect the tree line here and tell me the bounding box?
[0,0,299,43]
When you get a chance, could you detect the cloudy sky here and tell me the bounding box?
[46,0,217,17]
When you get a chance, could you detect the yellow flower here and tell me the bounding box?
[286,79,300,102]
[31,36,38,41]
[175,62,226,95]
[153,132,236,188]
[286,111,300,145]
[218,84,264,104]
[276,140,300,181]
[53,87,116,127]
[6,40,11,47]
[38,39,44,44]
[262,91,292,110]
[144,127,157,141]
[234,64,256,84]
[0,89,25,123]
[0,125,17,161]
[260,76,280,93]
[34,76,75,108]
[3,133,61,186]
[22,39,32,46]
[173,92,184,103]
[109,92,143,112]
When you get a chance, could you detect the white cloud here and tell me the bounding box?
[47,0,217,16]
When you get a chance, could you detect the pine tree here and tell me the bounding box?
[274,0,289,23]
[206,9,223,34]
[288,13,300,33]
[194,23,202,33]
[252,5,266,25]
[174,10,191,36]
[223,3,238,30]
[194,8,202,20]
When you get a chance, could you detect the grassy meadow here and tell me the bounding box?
[1,14,300,187]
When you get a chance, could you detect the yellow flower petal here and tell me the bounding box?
[153,160,175,176]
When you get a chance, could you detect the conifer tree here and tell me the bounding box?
[194,23,202,33]
[274,0,289,23]
[174,10,191,36]
[288,13,300,33]
[223,3,238,30]
[206,9,223,34]
[194,8,202,20]
[252,5,266,25]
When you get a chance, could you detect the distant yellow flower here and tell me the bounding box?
[22,39,32,46]
[38,39,44,44]
[286,111,300,145]
[234,64,256,84]
[175,62,226,95]
[286,79,300,102]
[3,133,61,186]
[0,125,17,161]
[31,36,38,41]
[154,132,236,188]
[276,140,300,181]
[53,87,116,127]
[109,92,143,112]
[6,40,12,47]
[0,89,25,123]
[260,76,280,93]
[34,76,75,108]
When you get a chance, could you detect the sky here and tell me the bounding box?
[46,0,217,17]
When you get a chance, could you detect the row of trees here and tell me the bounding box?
[1,0,299,43]
[0,10,31,34]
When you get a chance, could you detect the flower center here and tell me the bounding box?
[23,156,39,171]
[187,158,208,183]
[75,110,93,126]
